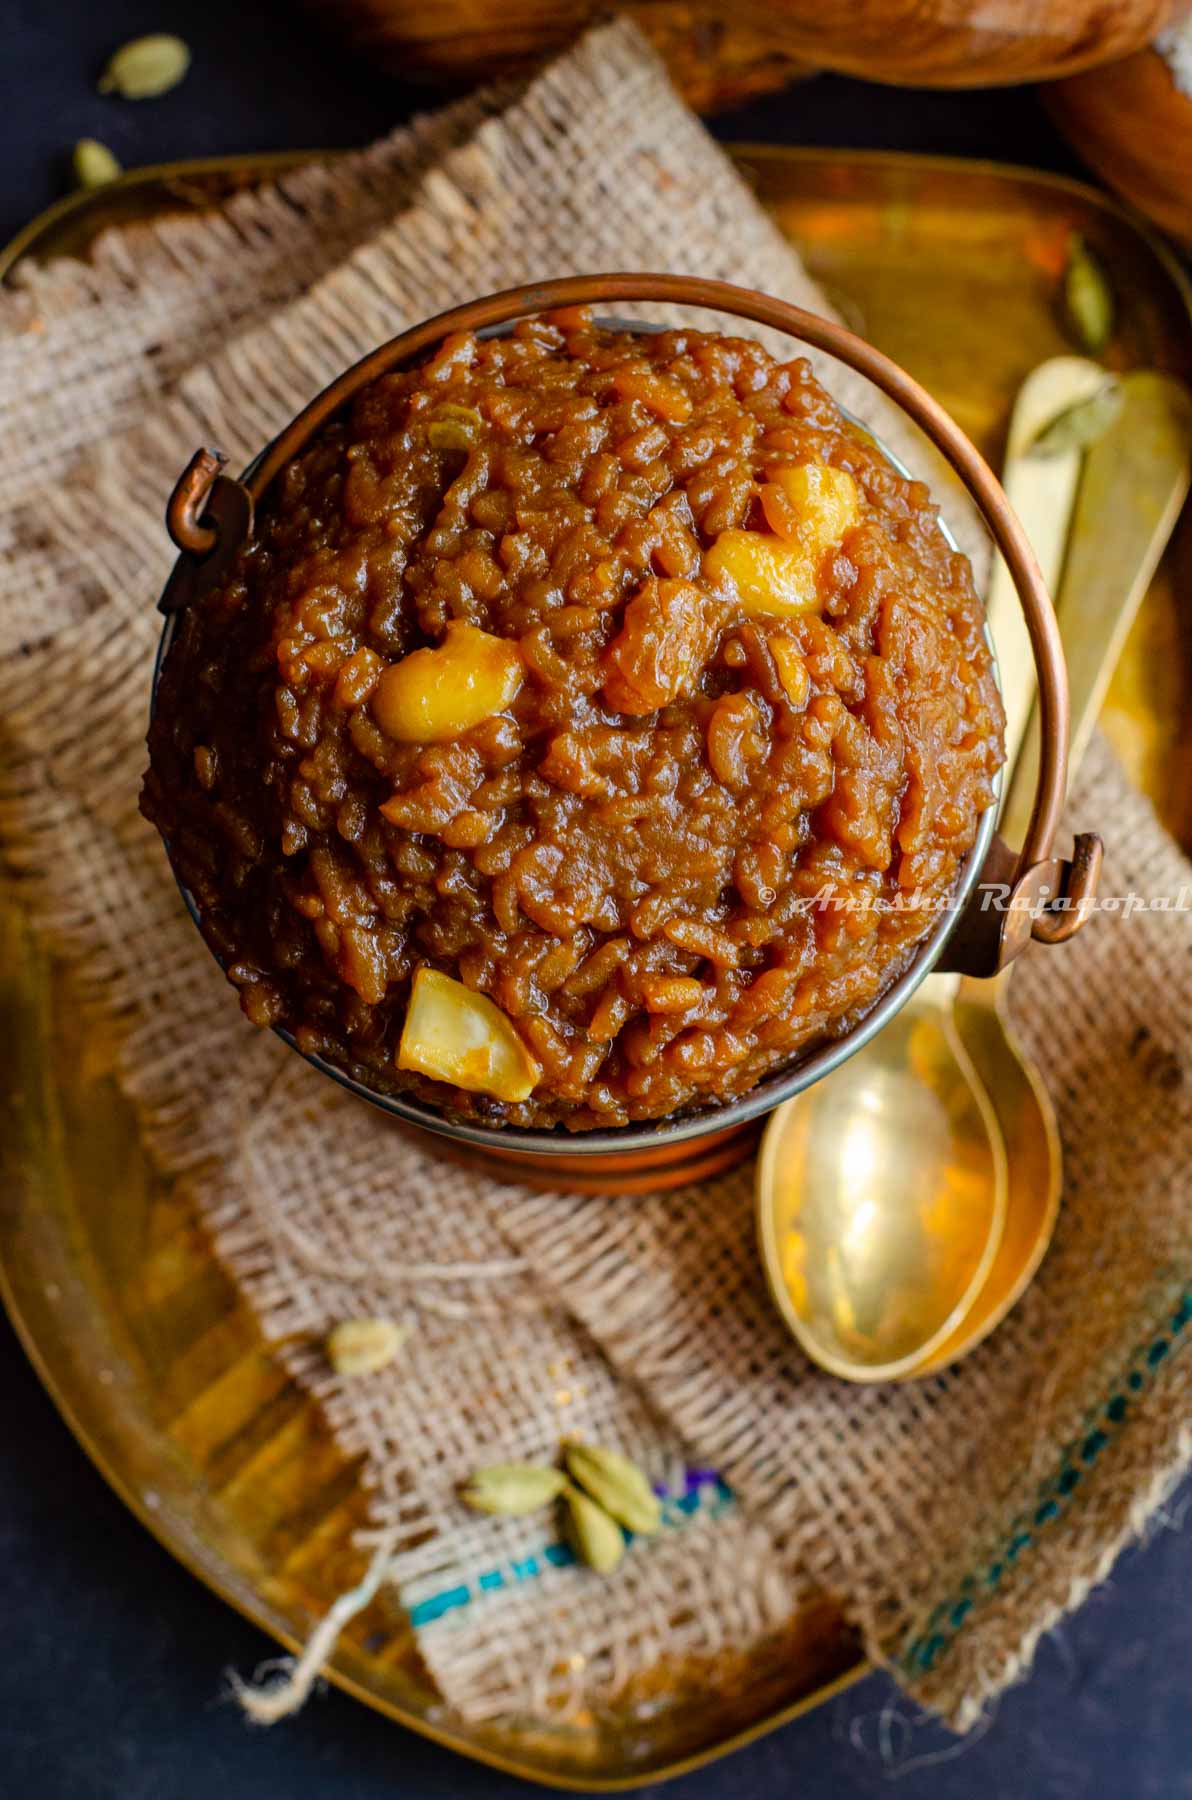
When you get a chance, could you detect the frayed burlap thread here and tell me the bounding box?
[1,17,1188,1735]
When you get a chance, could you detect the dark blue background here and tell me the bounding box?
[3,5,1191,1794]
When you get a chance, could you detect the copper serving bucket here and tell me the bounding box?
[156,273,1101,1193]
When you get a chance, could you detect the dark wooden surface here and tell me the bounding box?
[2,2,1191,1794]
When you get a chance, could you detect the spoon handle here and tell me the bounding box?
[920,358,1101,1011]
[957,367,1192,1023]
[983,355,1107,781]
[1000,369,1192,847]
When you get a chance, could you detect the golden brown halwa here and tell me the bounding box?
[143,312,1004,1130]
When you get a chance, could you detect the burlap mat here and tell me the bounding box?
[1,19,1189,1736]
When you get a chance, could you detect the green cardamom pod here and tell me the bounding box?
[72,139,122,190]
[461,1463,567,1516]
[565,1443,661,1535]
[1027,379,1123,460]
[1063,236,1114,355]
[326,1317,407,1376]
[98,34,191,100]
[563,1482,626,1573]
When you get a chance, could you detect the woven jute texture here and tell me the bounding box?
[1,18,1189,1735]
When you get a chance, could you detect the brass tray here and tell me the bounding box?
[2,148,1189,1790]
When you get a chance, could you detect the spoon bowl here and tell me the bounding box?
[757,977,1007,1382]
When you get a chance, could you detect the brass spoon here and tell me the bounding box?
[913,368,1192,1373]
[757,363,1192,1382]
[876,357,1109,1377]
[753,357,1099,1383]
[756,990,1009,1380]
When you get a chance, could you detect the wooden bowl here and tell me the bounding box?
[1046,43,1192,245]
[305,0,1191,106]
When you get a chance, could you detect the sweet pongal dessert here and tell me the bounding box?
[143,311,1004,1129]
